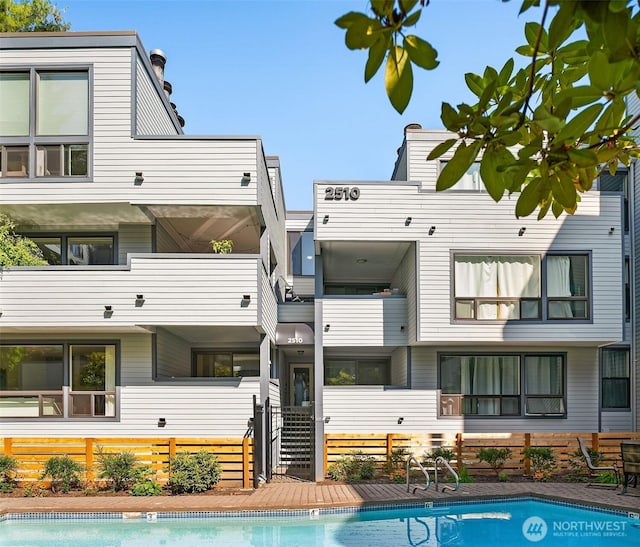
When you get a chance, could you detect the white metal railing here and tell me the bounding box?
[434,456,460,493]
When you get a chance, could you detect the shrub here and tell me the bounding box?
[97,449,151,492]
[457,466,475,483]
[384,448,408,475]
[0,455,18,493]
[326,451,377,482]
[167,450,222,494]
[523,447,557,482]
[130,479,163,496]
[498,472,510,482]
[594,470,619,484]
[40,456,83,493]
[477,447,512,477]
[423,447,456,466]
[23,483,47,497]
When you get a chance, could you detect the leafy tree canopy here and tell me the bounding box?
[336,0,640,218]
[0,213,47,266]
[0,0,70,32]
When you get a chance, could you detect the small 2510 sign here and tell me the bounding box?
[324,186,360,201]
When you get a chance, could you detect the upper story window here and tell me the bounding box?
[599,170,628,233]
[288,231,314,276]
[0,69,89,179]
[454,253,589,321]
[27,234,115,265]
[441,161,484,191]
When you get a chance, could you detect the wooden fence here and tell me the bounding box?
[1,437,253,489]
[324,432,640,477]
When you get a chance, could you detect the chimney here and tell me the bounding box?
[404,122,422,135]
[149,49,167,86]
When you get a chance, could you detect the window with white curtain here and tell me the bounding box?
[601,348,630,409]
[454,253,589,321]
[454,255,541,319]
[439,353,565,417]
[0,69,89,178]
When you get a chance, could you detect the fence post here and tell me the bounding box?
[524,433,531,475]
[324,434,329,478]
[86,438,94,483]
[242,437,251,489]
[591,432,599,452]
[3,438,11,456]
[387,433,394,460]
[456,433,463,473]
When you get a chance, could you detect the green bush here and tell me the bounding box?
[498,471,510,482]
[130,479,163,496]
[97,449,151,492]
[384,448,408,474]
[594,470,619,484]
[23,483,47,497]
[423,447,456,466]
[40,456,83,493]
[523,447,557,481]
[167,450,222,494]
[326,451,377,482]
[477,447,512,477]
[0,455,18,493]
[457,466,475,483]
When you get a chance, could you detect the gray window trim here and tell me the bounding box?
[599,345,631,412]
[23,231,118,265]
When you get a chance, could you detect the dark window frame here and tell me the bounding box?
[191,349,260,378]
[25,232,117,265]
[324,357,392,386]
[601,347,630,410]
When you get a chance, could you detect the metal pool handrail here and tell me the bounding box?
[434,456,460,493]
[406,456,431,494]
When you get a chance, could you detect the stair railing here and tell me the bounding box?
[406,456,430,494]
[434,456,460,493]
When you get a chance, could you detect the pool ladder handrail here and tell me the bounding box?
[406,456,430,494]
[434,456,460,493]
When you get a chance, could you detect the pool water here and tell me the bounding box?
[1,499,639,546]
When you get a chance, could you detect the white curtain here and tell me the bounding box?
[460,356,519,415]
[104,345,116,417]
[547,256,573,318]
[455,256,498,319]
[525,356,563,414]
[497,256,539,318]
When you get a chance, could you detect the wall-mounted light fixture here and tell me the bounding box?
[297,350,304,356]
[428,226,436,236]
[518,227,526,236]
[157,417,166,428]
[400,325,405,331]
[135,294,145,307]
[104,305,113,318]
[397,417,404,425]
[323,215,329,224]
[324,416,331,424]
[324,324,330,332]
[241,172,251,185]
[241,294,251,307]
[405,217,412,226]
[609,227,615,235]
[134,171,144,185]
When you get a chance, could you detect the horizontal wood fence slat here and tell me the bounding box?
[324,432,640,478]
[1,437,253,489]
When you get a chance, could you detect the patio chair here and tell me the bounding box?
[620,442,640,495]
[576,437,619,488]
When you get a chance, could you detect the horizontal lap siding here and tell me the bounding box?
[135,56,177,135]
[322,297,408,346]
[278,302,314,323]
[156,327,191,377]
[316,183,622,344]
[323,346,600,433]
[261,267,278,341]
[1,257,262,326]
[118,224,153,263]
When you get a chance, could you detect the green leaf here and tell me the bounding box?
[533,105,564,133]
[602,9,628,53]
[365,35,389,82]
[594,98,626,134]
[403,10,421,27]
[427,138,457,160]
[588,51,612,92]
[516,178,543,218]
[554,85,603,109]
[335,12,368,29]
[497,58,515,86]
[524,21,547,53]
[440,102,460,131]
[519,0,538,15]
[345,17,381,50]
[551,199,564,218]
[480,145,515,202]
[465,73,485,98]
[385,46,413,114]
[567,148,598,166]
[371,0,394,18]
[436,140,483,191]
[548,2,578,50]
[403,35,439,70]
[551,173,577,209]
[556,103,603,143]
[399,0,419,13]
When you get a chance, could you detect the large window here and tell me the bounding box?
[0,70,89,179]
[325,358,390,386]
[439,353,565,417]
[601,348,630,410]
[28,234,115,265]
[192,350,260,377]
[288,231,314,276]
[0,343,117,418]
[454,254,589,320]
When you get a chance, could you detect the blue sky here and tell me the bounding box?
[61,0,533,210]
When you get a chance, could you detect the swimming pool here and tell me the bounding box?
[1,498,639,546]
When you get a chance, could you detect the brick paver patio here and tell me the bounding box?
[1,481,638,515]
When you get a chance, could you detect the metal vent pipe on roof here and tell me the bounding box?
[149,49,167,86]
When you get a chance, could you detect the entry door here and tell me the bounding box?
[290,364,313,407]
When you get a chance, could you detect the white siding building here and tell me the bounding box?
[1,32,635,483]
